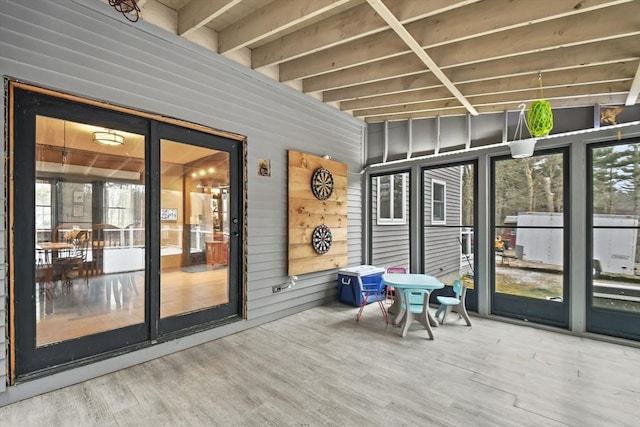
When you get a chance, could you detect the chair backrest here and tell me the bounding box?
[386,266,407,274]
[453,279,465,299]
[71,230,91,261]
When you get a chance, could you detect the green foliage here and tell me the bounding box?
[494,153,564,223]
[592,142,640,215]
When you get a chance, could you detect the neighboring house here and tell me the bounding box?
[370,167,467,282]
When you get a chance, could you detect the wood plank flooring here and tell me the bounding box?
[36,268,229,346]
[2,302,639,426]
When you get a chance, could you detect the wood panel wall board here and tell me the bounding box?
[288,150,347,275]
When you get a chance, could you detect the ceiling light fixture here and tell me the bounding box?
[93,130,124,146]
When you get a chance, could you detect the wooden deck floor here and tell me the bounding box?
[2,302,639,426]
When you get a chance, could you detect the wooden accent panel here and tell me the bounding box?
[288,150,347,275]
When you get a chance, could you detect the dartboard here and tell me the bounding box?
[312,224,332,254]
[311,167,334,200]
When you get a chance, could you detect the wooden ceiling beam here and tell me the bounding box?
[307,35,640,93]
[282,2,637,81]
[363,94,629,123]
[218,0,352,53]
[626,61,640,105]
[252,0,477,68]
[365,0,477,115]
[323,73,441,102]
[354,81,631,118]
[177,0,242,37]
[340,62,638,110]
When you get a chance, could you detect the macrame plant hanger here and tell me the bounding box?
[527,72,554,137]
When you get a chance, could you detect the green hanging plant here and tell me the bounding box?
[526,72,554,137]
[527,99,553,137]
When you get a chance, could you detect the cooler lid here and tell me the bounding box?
[338,265,386,277]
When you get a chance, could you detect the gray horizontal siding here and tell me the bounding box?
[423,167,463,278]
[0,0,364,400]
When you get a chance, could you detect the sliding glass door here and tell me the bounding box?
[491,149,569,327]
[12,86,243,378]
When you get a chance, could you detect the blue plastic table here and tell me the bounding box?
[382,273,444,337]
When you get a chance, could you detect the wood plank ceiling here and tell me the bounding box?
[117,0,639,123]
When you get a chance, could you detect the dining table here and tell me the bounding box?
[382,273,444,338]
[36,241,75,264]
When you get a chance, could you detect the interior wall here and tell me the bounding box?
[0,0,365,403]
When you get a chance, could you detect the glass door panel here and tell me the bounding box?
[13,85,150,377]
[587,140,640,341]
[370,172,411,270]
[34,117,146,347]
[156,122,241,336]
[491,151,568,327]
[422,162,477,311]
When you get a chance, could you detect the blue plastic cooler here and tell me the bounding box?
[337,265,386,306]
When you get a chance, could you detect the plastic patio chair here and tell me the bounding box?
[356,275,388,324]
[401,289,435,339]
[434,279,472,326]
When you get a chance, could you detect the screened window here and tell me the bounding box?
[377,174,406,225]
[431,179,446,224]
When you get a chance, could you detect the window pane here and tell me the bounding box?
[371,172,410,268]
[423,165,474,288]
[393,175,404,219]
[160,139,230,318]
[35,117,146,346]
[493,152,565,301]
[591,142,640,313]
[379,175,391,219]
[432,181,445,222]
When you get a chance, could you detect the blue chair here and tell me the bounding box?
[435,279,472,326]
[356,276,388,324]
[400,289,434,339]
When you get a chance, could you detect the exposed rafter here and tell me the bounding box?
[365,0,477,115]
[128,0,640,122]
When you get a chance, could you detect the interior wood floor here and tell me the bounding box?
[36,267,229,346]
[4,302,639,426]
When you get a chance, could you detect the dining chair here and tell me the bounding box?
[57,230,91,293]
[401,289,434,339]
[434,279,472,326]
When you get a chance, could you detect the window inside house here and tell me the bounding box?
[105,183,143,228]
[377,174,406,225]
[35,180,52,243]
[431,179,446,224]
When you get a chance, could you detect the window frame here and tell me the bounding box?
[431,178,446,225]
[376,173,407,225]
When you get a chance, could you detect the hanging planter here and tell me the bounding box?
[526,72,553,137]
[510,138,537,158]
[509,103,537,159]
